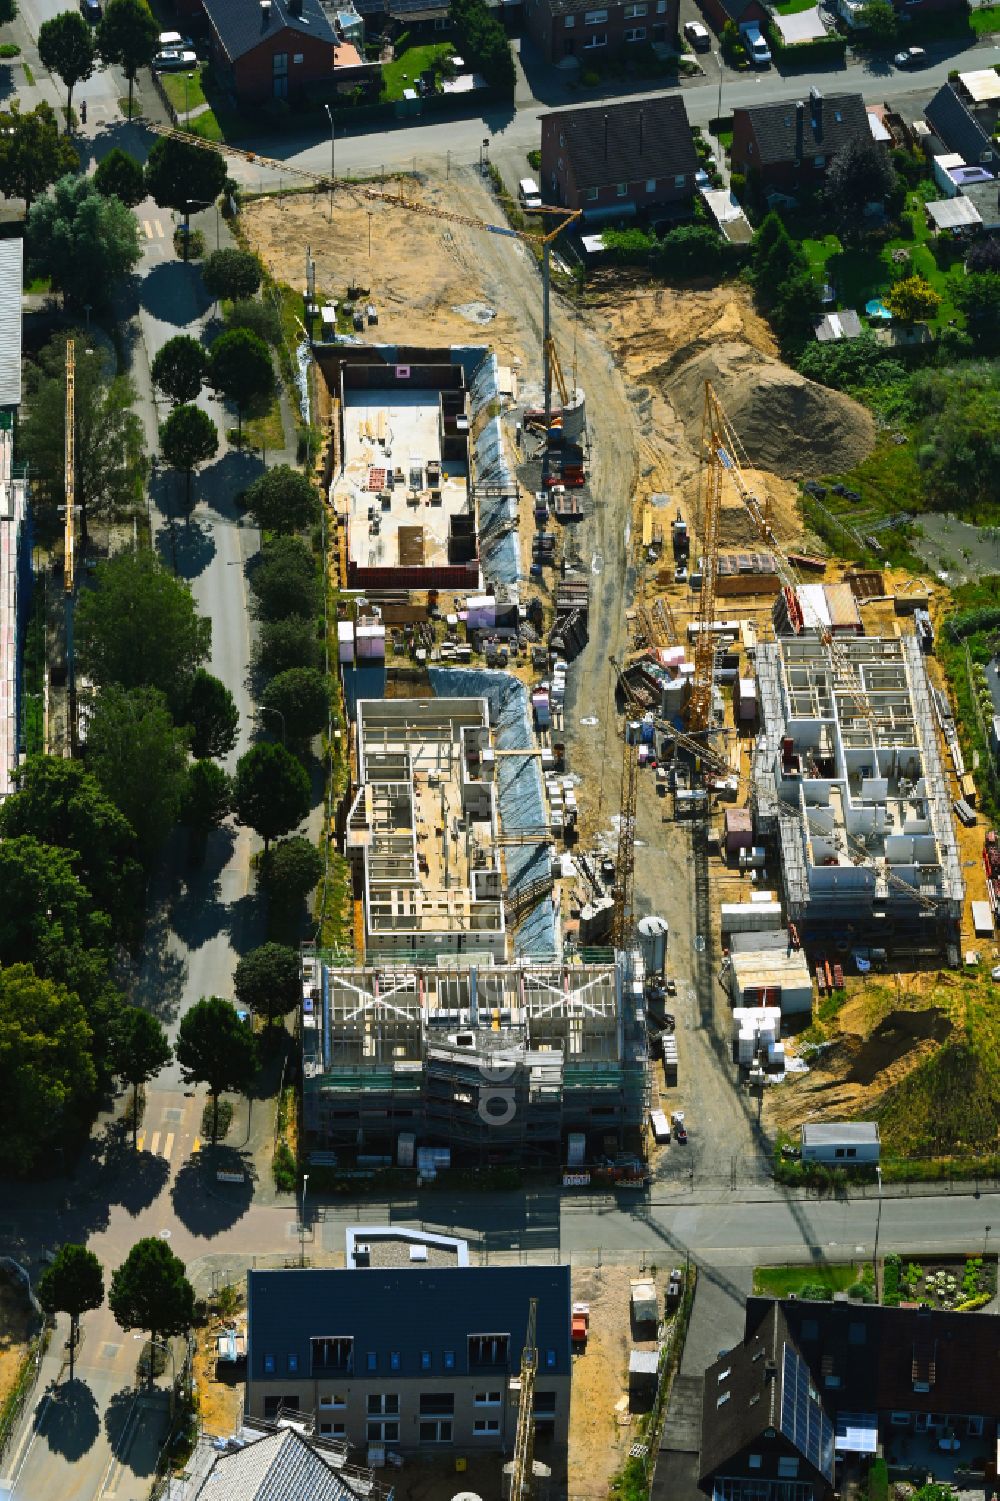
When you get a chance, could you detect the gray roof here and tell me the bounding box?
[815,308,863,342]
[542,97,698,192]
[203,0,338,63]
[959,178,1000,227]
[0,239,23,410]
[192,1428,361,1501]
[248,1265,572,1383]
[925,82,998,169]
[801,1121,879,1144]
[737,91,869,166]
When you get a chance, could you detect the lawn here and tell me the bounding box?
[753,1263,861,1297]
[157,61,208,119]
[773,0,821,13]
[380,42,454,101]
[970,1,1000,30]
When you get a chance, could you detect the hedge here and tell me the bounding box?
[764,22,847,67]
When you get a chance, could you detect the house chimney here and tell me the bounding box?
[795,99,804,162]
[639,108,644,155]
[810,84,823,138]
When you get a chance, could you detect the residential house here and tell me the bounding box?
[245,1260,572,1454]
[524,0,678,66]
[731,89,873,194]
[164,1420,380,1501]
[925,81,998,174]
[698,0,767,38]
[540,97,698,219]
[699,1296,1000,1501]
[201,0,378,104]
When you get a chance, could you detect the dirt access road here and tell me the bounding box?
[242,168,638,801]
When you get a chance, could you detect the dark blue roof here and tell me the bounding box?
[247,1265,572,1383]
[203,0,338,63]
[925,83,998,170]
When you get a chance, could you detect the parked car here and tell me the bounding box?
[894,44,927,66]
[684,19,711,49]
[675,1122,688,1144]
[158,29,194,48]
[518,177,542,210]
[740,22,771,66]
[153,47,198,70]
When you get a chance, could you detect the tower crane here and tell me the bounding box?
[63,338,76,756]
[142,125,581,473]
[508,1298,538,1501]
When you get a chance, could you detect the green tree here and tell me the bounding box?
[858,0,896,41]
[750,211,808,310]
[267,835,322,918]
[226,298,281,347]
[85,685,190,860]
[182,669,239,760]
[249,537,320,622]
[108,1238,195,1360]
[771,269,823,345]
[967,237,1000,275]
[0,101,78,212]
[0,0,17,22]
[97,0,157,119]
[233,942,301,1028]
[181,759,232,847]
[20,330,145,550]
[108,1006,171,1149]
[449,0,514,92]
[912,366,1000,512]
[0,835,112,1002]
[37,1244,104,1380]
[175,996,258,1141]
[0,964,96,1176]
[254,615,321,676]
[202,247,263,303]
[243,464,319,535]
[206,329,274,442]
[27,172,141,309]
[232,741,311,856]
[76,550,211,708]
[151,334,207,406]
[262,667,329,743]
[885,273,941,323]
[159,403,218,516]
[657,224,728,280]
[825,136,897,236]
[144,133,226,216]
[953,271,1000,351]
[0,754,142,944]
[38,11,96,121]
[93,146,145,207]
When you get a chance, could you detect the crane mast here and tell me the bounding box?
[509,1298,538,1501]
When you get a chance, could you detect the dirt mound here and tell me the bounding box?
[666,340,876,480]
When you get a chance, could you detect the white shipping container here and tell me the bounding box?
[338,620,355,664]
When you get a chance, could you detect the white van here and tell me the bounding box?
[684,19,711,49]
[519,177,542,210]
[741,21,771,65]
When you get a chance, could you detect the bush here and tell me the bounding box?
[201,1097,233,1139]
[954,1291,993,1312]
[847,1280,873,1302]
[869,1458,889,1501]
[175,227,205,259]
[227,298,282,346]
[883,1251,901,1305]
[272,1139,297,1191]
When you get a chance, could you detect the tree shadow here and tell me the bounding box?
[139,260,214,328]
[128,908,189,1025]
[103,1384,167,1475]
[197,446,265,519]
[169,1148,256,1237]
[167,872,230,953]
[156,510,218,581]
[38,1378,100,1460]
[104,1142,172,1218]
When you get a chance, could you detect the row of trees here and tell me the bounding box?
[37,0,160,123]
[38,1237,194,1382]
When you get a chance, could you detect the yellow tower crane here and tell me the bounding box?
[509,1298,538,1501]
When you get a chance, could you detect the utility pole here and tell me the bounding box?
[872,1165,883,1281]
[299,1173,310,1267]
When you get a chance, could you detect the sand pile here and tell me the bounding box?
[664,339,876,480]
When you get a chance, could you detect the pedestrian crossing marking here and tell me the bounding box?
[150,1131,160,1155]
[192,1137,200,1154]
[163,1133,174,1160]
[136,1134,145,1152]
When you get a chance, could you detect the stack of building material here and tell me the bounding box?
[724,808,754,858]
[662,1031,678,1086]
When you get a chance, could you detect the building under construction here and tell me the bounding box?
[301,952,649,1165]
[752,634,964,945]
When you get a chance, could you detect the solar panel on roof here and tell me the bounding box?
[780,1344,835,1480]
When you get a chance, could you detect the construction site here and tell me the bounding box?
[229,155,996,1176]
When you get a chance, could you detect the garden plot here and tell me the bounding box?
[882,1253,997,1310]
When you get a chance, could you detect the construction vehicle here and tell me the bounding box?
[571,1303,590,1347]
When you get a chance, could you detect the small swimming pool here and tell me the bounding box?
[865,298,891,320]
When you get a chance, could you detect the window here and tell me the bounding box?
[535,1392,557,1415]
[674,174,686,187]
[319,1421,347,1436]
[287,1354,298,1374]
[583,6,607,18]
[444,1351,455,1370]
[624,2,647,13]
[390,1352,401,1371]
[474,1418,501,1434]
[367,1352,377,1373]
[824,1374,841,1389]
[800,1320,818,1342]
[645,178,656,192]
[848,1322,866,1346]
[420,1393,455,1415]
[656,0,666,9]
[421,1351,432,1371]
[320,1394,347,1409]
[616,182,628,197]
[915,1413,929,1433]
[545,1350,557,1368]
[293,51,304,62]
[968,1417,984,1437]
[748,1456,762,1470]
[587,187,599,200]
[367,1421,399,1443]
[778,1459,799,1479]
[891,1413,911,1427]
[564,12,575,23]
[419,1420,453,1444]
[434,13,449,25]
[475,1391,502,1406]
[469,1335,509,1367]
[367,1394,399,1415]
[312,1337,353,1374]
[814,155,825,168]
[625,26,645,39]
[263,1354,275,1374]
[583,31,607,45]
[272,51,288,73]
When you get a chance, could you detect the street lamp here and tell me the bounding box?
[873,1165,883,1280]
[184,70,194,126]
[136,1333,177,1417]
[299,1172,310,1267]
[255,704,286,746]
[324,104,335,221]
[714,50,724,128]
